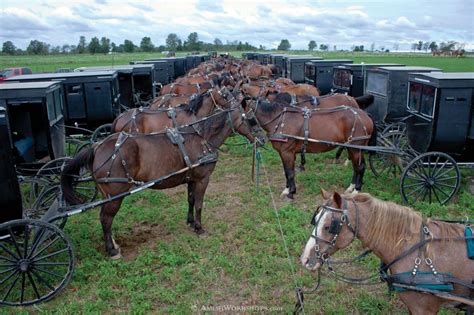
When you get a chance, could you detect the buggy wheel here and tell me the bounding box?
[400,152,460,205]
[0,219,74,306]
[66,138,90,157]
[91,124,112,143]
[33,158,97,204]
[369,130,406,178]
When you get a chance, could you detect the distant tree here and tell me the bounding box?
[77,36,87,54]
[393,43,399,51]
[69,45,77,54]
[417,40,423,51]
[440,41,457,52]
[333,45,337,51]
[123,39,135,53]
[110,42,118,52]
[422,42,430,52]
[50,45,61,54]
[26,40,49,55]
[140,37,154,52]
[214,38,223,49]
[156,45,166,52]
[2,41,16,55]
[319,44,329,51]
[100,37,111,54]
[370,42,375,52]
[236,41,243,51]
[166,33,180,51]
[259,44,266,50]
[352,45,364,52]
[308,40,316,51]
[61,44,70,54]
[411,43,418,52]
[186,32,200,51]
[278,39,291,51]
[88,37,101,54]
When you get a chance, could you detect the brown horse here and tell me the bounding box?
[112,88,234,133]
[264,92,375,171]
[61,105,264,258]
[160,80,216,96]
[245,98,376,199]
[302,190,474,314]
[241,82,320,99]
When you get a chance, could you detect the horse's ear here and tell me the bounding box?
[332,192,342,208]
[320,188,331,200]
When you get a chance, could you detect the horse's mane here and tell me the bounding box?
[198,109,227,131]
[348,194,463,254]
[186,92,205,113]
[257,98,286,114]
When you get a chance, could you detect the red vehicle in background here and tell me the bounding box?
[0,67,32,82]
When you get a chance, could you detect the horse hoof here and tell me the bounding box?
[194,228,206,235]
[297,166,305,172]
[345,184,355,194]
[280,188,290,198]
[109,248,122,260]
[344,159,351,167]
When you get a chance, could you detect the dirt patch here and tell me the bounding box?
[114,221,175,261]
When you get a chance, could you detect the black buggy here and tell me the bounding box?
[75,64,156,108]
[304,59,353,94]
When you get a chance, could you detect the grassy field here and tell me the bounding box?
[1,51,473,73]
[4,52,473,313]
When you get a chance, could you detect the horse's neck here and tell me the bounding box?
[255,107,290,134]
[195,96,214,117]
[201,113,233,148]
[351,203,405,265]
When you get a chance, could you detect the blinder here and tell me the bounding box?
[329,217,342,235]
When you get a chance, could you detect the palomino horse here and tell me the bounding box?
[61,105,264,258]
[301,190,474,314]
[111,88,234,133]
[245,98,376,199]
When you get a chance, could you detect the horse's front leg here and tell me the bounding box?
[100,199,123,259]
[346,149,366,194]
[186,182,196,226]
[279,151,297,199]
[191,175,211,235]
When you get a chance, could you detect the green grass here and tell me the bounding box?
[3,52,473,313]
[1,51,473,73]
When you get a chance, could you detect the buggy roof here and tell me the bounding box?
[74,64,153,73]
[334,63,404,69]
[409,72,474,88]
[5,71,117,81]
[376,66,441,71]
[0,81,59,90]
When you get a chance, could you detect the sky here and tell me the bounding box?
[1,0,473,51]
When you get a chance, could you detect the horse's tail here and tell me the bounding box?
[367,115,377,155]
[60,147,95,205]
[354,94,374,110]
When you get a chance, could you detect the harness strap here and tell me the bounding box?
[166,128,192,168]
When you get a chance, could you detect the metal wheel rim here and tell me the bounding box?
[0,219,75,306]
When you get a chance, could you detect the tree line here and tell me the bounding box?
[1,33,257,55]
[1,34,465,55]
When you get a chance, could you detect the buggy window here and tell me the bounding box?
[46,93,56,121]
[53,89,63,118]
[408,82,436,118]
[333,69,351,89]
[408,82,422,111]
[67,84,82,95]
[305,64,315,79]
[366,72,388,96]
[420,85,436,117]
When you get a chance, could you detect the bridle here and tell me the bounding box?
[308,198,360,267]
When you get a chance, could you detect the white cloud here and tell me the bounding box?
[0,0,472,51]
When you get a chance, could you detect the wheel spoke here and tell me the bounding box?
[20,272,25,304]
[433,185,451,199]
[23,224,29,258]
[0,268,19,286]
[403,182,427,189]
[410,166,427,180]
[405,184,426,198]
[412,187,427,204]
[29,236,59,260]
[405,175,426,182]
[30,269,55,292]
[0,266,17,275]
[34,262,69,266]
[2,270,20,302]
[32,248,69,263]
[435,182,457,189]
[0,255,16,263]
[434,175,458,182]
[0,242,20,260]
[27,227,47,259]
[7,227,23,258]
[432,187,442,204]
[26,271,41,300]
[31,266,64,279]
[432,161,453,178]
